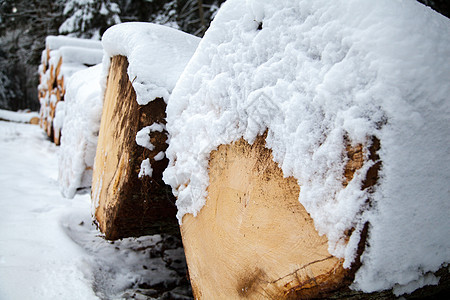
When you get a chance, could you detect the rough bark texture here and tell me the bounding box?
[92,55,177,240]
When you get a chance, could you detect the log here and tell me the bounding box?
[181,135,450,298]
[29,117,39,125]
[180,135,365,299]
[37,37,103,144]
[92,55,178,240]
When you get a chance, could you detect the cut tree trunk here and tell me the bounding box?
[92,55,178,240]
[180,135,370,299]
[180,135,450,298]
[181,136,347,299]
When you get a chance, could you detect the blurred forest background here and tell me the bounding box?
[0,0,448,112]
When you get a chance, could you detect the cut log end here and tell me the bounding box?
[92,55,178,240]
[181,136,353,299]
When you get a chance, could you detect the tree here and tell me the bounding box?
[177,0,223,36]
[0,0,64,111]
[116,0,225,37]
[59,0,121,39]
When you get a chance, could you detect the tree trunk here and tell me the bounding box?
[92,55,178,240]
[180,134,449,298]
[181,135,356,299]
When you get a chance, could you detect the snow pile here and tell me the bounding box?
[58,64,103,199]
[163,0,450,294]
[101,22,200,105]
[0,109,39,123]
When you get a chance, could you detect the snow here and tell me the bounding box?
[46,35,103,51]
[135,123,167,179]
[138,158,154,178]
[46,46,103,82]
[0,109,39,123]
[57,46,104,66]
[163,0,450,294]
[58,64,103,199]
[101,22,200,105]
[136,126,156,151]
[154,151,165,161]
[39,36,104,142]
[53,101,65,139]
[0,120,191,299]
[100,22,200,189]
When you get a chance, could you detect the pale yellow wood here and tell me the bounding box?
[29,117,39,125]
[92,55,177,240]
[92,55,132,238]
[181,136,350,299]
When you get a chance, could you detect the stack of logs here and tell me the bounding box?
[91,53,378,299]
[38,36,102,145]
[47,26,449,299]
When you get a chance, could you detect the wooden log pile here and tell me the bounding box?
[91,23,200,240]
[43,4,449,297]
[38,36,102,145]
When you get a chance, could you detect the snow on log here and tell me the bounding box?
[92,23,200,240]
[58,64,102,199]
[164,0,450,298]
[0,109,39,124]
[38,36,103,145]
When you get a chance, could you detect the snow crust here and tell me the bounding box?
[101,22,200,105]
[58,64,103,199]
[163,0,450,294]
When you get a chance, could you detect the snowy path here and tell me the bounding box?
[0,121,191,300]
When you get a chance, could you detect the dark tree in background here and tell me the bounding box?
[0,0,64,111]
[116,0,223,36]
[418,0,450,18]
[0,0,224,111]
[59,0,121,39]
[0,0,447,111]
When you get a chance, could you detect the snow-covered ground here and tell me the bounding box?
[0,120,192,300]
